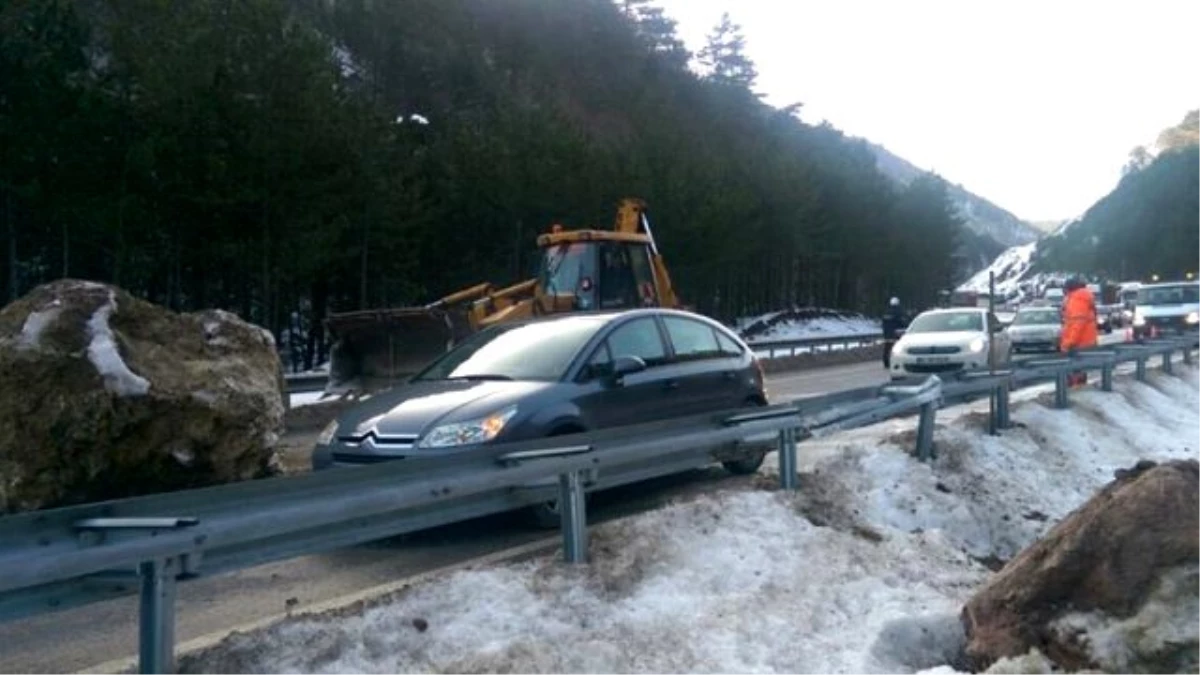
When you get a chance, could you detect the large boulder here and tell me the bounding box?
[0,279,285,513]
[961,459,1199,672]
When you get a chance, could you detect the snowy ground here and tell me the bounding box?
[738,309,881,346]
[185,367,1200,674]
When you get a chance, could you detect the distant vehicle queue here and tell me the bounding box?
[883,275,1200,381]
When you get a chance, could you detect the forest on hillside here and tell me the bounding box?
[1036,111,1199,280]
[2,0,966,367]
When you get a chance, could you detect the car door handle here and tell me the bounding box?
[663,379,680,391]
[722,371,737,381]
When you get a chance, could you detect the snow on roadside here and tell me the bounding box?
[183,368,1199,674]
[748,315,880,343]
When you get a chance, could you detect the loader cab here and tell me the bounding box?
[538,238,660,312]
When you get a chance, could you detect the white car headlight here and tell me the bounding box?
[968,337,986,353]
[1187,312,1199,325]
[317,420,339,445]
[892,342,906,356]
[417,405,518,448]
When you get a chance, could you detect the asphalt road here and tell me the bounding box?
[0,342,1127,673]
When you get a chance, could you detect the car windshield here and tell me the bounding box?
[1014,309,1059,325]
[413,316,606,382]
[1137,284,1199,306]
[906,311,983,333]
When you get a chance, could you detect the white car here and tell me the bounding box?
[1008,306,1062,353]
[889,308,1012,380]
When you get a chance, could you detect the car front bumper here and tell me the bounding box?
[889,351,991,378]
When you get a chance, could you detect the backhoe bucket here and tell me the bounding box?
[325,307,474,394]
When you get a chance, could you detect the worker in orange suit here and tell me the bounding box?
[1060,277,1099,386]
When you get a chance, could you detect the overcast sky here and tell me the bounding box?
[655,0,1198,223]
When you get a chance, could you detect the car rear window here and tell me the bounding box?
[663,316,721,359]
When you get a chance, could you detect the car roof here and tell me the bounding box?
[499,306,727,329]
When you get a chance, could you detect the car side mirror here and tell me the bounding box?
[610,355,647,384]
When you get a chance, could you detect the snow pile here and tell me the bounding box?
[187,491,986,674]
[184,367,1199,674]
[86,290,150,396]
[958,242,1037,297]
[738,308,880,345]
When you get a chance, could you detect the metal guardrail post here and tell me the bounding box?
[1162,349,1174,375]
[994,383,1010,430]
[1136,356,1147,381]
[1054,370,1069,409]
[915,400,936,462]
[778,427,798,491]
[138,558,178,674]
[1101,362,1114,392]
[558,470,588,564]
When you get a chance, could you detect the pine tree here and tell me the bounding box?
[619,0,690,69]
[697,12,758,89]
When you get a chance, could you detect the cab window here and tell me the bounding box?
[597,243,659,309]
[540,243,598,309]
[663,316,722,360]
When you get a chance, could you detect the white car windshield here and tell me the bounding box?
[906,311,983,333]
[1014,309,1059,325]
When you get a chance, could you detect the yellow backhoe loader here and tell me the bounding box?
[324,198,680,394]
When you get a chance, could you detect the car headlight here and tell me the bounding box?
[1187,312,1199,325]
[417,405,518,448]
[968,337,986,353]
[892,342,906,356]
[317,420,339,445]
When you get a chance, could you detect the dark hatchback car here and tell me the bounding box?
[312,308,770,524]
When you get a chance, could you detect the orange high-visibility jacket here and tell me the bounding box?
[1060,286,1099,352]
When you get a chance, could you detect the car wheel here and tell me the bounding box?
[722,398,768,475]
[526,426,588,530]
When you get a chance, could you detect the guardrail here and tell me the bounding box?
[282,372,330,395]
[1,336,1194,673]
[746,332,884,359]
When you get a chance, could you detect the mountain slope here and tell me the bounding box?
[1033,143,1198,280]
[866,141,1043,249]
